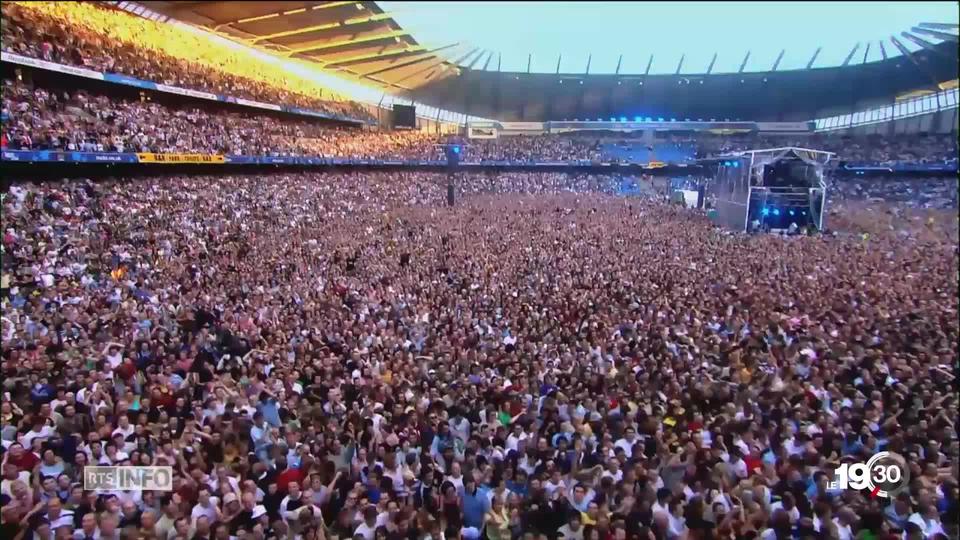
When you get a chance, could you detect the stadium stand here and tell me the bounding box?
[0,2,374,122]
[0,79,438,158]
[1,3,958,540]
[2,74,957,165]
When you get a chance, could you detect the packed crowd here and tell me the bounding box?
[3,73,956,166]
[2,1,959,167]
[0,2,374,122]
[0,80,437,159]
[829,177,958,210]
[1,169,957,540]
[695,135,958,166]
[464,137,604,163]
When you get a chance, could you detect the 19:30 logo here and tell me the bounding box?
[829,451,910,498]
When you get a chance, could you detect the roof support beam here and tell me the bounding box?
[287,30,410,54]
[878,41,888,60]
[644,54,653,75]
[861,42,871,64]
[556,54,562,74]
[585,54,592,75]
[493,54,503,118]
[890,35,943,89]
[249,14,392,43]
[387,55,454,86]
[901,32,951,57]
[322,46,427,68]
[706,53,717,74]
[738,51,750,73]
[911,27,959,42]
[358,44,460,77]
[771,49,785,71]
[360,49,452,77]
[213,2,357,30]
[465,49,486,69]
[806,47,821,69]
[449,47,479,67]
[841,43,860,66]
[527,53,532,73]
[918,22,959,30]
[615,54,623,75]
[481,51,494,71]
[675,54,684,75]
[889,36,921,68]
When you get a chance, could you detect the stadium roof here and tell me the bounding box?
[137,1,465,91]
[135,1,958,121]
[383,2,959,75]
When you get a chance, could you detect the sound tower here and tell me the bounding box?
[447,176,455,207]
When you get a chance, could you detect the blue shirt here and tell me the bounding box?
[506,480,528,499]
[462,487,490,529]
[259,399,281,428]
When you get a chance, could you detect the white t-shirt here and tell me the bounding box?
[833,518,853,540]
[667,513,686,539]
[353,514,387,540]
[544,480,565,498]
[614,438,636,458]
[191,500,219,525]
[907,513,945,539]
[506,432,528,452]
[22,426,55,448]
[769,502,800,523]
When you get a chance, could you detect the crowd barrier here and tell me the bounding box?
[0,51,371,125]
[0,151,670,168]
[840,162,959,173]
[2,151,955,172]
[137,153,225,164]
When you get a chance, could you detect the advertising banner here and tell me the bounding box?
[0,51,105,81]
[136,153,225,164]
[1,150,138,163]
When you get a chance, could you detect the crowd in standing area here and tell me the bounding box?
[1,170,957,540]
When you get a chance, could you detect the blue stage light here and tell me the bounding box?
[761,207,770,216]
[733,162,739,168]
[620,117,627,122]
[635,116,642,122]
[610,117,617,122]
[772,208,781,216]
[801,210,807,215]
[789,210,795,216]
[453,146,461,154]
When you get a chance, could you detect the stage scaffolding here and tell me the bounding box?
[700,147,835,232]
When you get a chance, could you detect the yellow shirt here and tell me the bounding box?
[484,508,510,540]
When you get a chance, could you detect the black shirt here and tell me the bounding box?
[230,510,255,534]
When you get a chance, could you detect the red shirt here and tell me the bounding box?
[8,450,40,472]
[275,467,305,494]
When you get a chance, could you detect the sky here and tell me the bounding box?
[380,1,959,74]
